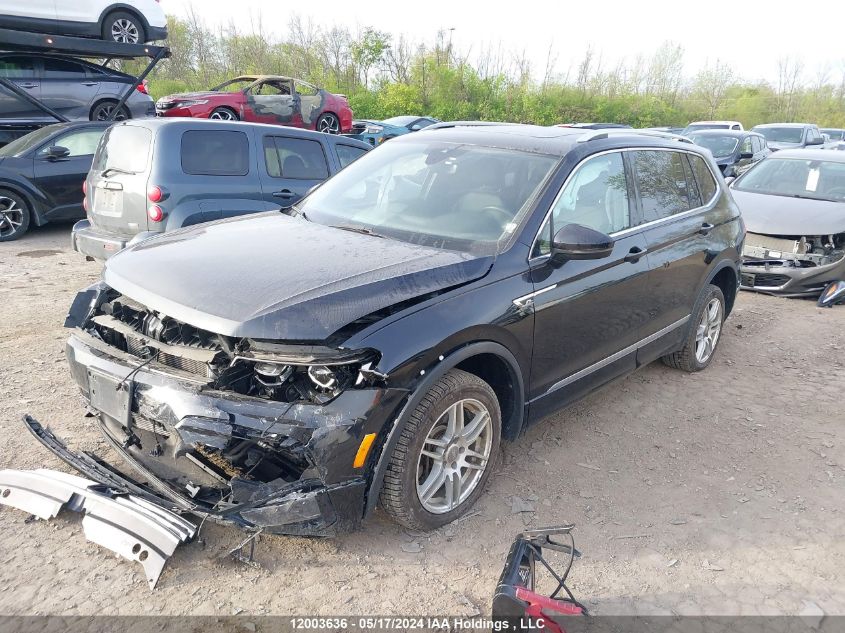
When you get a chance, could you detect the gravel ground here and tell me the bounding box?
[0,223,843,617]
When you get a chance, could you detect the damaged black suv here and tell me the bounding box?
[52,124,743,535]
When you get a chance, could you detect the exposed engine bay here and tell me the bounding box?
[87,289,384,405]
[742,231,845,267]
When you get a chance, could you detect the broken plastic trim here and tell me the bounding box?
[493,526,587,632]
[0,468,195,589]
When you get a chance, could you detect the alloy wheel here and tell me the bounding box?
[318,114,340,134]
[111,19,140,44]
[210,109,237,121]
[0,196,24,239]
[94,104,128,121]
[695,297,723,364]
[416,398,493,514]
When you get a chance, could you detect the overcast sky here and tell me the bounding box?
[163,0,845,85]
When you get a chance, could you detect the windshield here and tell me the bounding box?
[685,124,730,134]
[0,126,58,157]
[821,129,845,141]
[383,116,418,127]
[689,134,739,158]
[297,140,559,254]
[753,127,804,143]
[211,78,255,93]
[733,158,845,201]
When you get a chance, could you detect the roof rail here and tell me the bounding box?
[576,128,694,144]
[426,121,519,130]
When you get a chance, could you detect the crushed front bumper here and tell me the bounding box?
[0,429,196,590]
[740,258,845,296]
[61,330,406,536]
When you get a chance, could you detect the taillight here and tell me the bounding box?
[82,180,87,195]
[147,185,163,202]
[147,205,164,222]
[136,83,148,94]
[82,196,88,212]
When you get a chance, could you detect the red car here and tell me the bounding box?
[155,75,353,134]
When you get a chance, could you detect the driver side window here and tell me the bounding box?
[533,152,630,257]
[39,128,105,157]
[255,81,292,96]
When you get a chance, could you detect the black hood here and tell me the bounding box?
[103,213,493,341]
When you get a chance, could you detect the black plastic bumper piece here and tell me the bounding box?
[22,414,365,536]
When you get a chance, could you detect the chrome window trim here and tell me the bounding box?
[541,315,690,397]
[528,146,721,264]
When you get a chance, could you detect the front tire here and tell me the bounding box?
[90,101,129,121]
[316,112,341,134]
[0,190,31,242]
[102,11,145,44]
[662,284,725,372]
[209,107,239,121]
[380,369,501,530]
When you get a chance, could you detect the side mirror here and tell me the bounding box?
[724,176,736,185]
[45,145,70,160]
[410,124,422,131]
[807,137,824,146]
[551,223,614,261]
[739,152,753,159]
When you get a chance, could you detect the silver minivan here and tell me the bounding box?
[71,117,371,259]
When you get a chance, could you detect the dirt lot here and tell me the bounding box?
[0,223,843,618]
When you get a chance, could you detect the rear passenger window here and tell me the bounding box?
[43,58,86,78]
[181,130,249,176]
[336,144,367,168]
[632,150,693,221]
[264,136,329,179]
[688,154,718,204]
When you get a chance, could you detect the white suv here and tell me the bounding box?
[683,120,744,135]
[0,1,167,44]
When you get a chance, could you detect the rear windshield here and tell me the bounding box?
[753,127,804,143]
[93,125,151,173]
[181,130,249,176]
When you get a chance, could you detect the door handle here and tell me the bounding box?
[19,83,38,89]
[698,222,715,235]
[82,82,97,86]
[272,189,294,199]
[623,246,647,263]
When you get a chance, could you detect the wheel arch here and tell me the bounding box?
[0,180,45,226]
[706,260,739,317]
[363,341,525,517]
[90,98,130,121]
[98,4,151,34]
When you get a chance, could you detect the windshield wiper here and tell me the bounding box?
[100,166,134,178]
[330,224,386,238]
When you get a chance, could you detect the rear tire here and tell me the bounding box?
[90,101,130,122]
[316,112,341,134]
[380,369,501,530]
[102,11,145,44]
[662,284,725,372]
[0,189,31,242]
[209,107,239,121]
